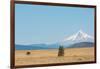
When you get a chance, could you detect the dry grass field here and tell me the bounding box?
[15,47,95,66]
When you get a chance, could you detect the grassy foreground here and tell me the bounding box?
[15,47,94,66]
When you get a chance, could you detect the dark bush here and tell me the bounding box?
[26,51,31,55]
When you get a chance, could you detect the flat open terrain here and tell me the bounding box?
[15,47,95,66]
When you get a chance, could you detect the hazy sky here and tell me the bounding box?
[15,4,94,45]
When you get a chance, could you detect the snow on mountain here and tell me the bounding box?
[63,30,93,41]
[60,30,94,46]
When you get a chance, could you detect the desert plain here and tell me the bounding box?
[15,47,95,66]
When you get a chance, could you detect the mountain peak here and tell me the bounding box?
[63,30,94,42]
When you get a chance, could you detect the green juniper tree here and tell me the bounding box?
[58,45,64,57]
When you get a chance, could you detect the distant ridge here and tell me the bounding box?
[15,42,94,50]
[67,42,94,48]
[15,44,59,50]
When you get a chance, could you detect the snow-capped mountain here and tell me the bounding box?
[63,30,93,41]
[60,30,94,46]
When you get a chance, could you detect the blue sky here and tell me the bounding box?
[15,4,94,45]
